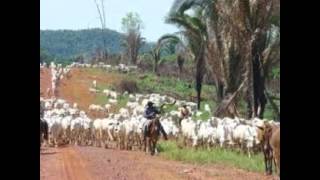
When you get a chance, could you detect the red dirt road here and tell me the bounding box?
[40,146,92,180]
[40,146,277,180]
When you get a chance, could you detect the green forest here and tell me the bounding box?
[40,28,154,59]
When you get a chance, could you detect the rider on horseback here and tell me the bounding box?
[143,101,168,141]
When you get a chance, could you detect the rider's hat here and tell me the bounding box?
[147,101,154,107]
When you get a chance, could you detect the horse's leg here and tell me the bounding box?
[149,138,153,155]
[144,137,147,153]
[150,139,154,156]
[153,139,158,155]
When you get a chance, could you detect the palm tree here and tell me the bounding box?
[167,0,280,118]
[151,34,181,74]
[166,4,208,110]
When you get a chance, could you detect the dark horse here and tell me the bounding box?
[144,100,176,156]
[144,115,161,156]
[40,118,49,148]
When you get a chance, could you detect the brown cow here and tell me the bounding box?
[270,127,280,176]
[178,105,190,126]
[261,122,280,176]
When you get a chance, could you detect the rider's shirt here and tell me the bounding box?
[144,106,160,120]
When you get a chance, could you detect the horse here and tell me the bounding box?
[144,115,161,155]
[144,100,176,155]
[40,118,49,148]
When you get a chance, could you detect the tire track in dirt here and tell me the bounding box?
[41,147,94,180]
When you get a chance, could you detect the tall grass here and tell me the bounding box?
[157,141,265,173]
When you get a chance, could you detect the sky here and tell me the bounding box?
[40,0,179,42]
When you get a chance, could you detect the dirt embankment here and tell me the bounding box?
[40,67,124,118]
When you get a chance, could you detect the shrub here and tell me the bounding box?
[117,79,139,94]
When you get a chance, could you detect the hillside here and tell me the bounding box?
[40,28,154,59]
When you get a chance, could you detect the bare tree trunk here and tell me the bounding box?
[154,58,159,74]
[195,43,205,110]
[214,78,247,118]
[216,79,224,102]
[177,54,184,79]
[94,0,107,63]
[248,29,268,119]
[245,50,255,119]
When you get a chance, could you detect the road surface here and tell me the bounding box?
[40,146,277,180]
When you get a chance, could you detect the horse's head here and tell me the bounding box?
[149,116,161,134]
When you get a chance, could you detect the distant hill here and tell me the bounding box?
[40,28,154,59]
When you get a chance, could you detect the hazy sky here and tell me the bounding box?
[40,0,179,42]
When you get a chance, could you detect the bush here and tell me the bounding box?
[117,79,139,94]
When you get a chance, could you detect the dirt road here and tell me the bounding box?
[40,146,277,180]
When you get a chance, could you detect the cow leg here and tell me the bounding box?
[247,146,251,159]
[267,150,273,175]
[54,138,58,148]
[274,150,280,176]
[264,151,269,175]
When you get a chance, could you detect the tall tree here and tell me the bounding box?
[121,12,145,64]
[93,0,108,62]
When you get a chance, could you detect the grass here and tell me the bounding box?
[136,72,201,99]
[192,111,211,121]
[114,94,129,112]
[162,104,179,113]
[94,93,109,105]
[157,141,265,173]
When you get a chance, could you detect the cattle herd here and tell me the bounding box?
[40,62,280,176]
